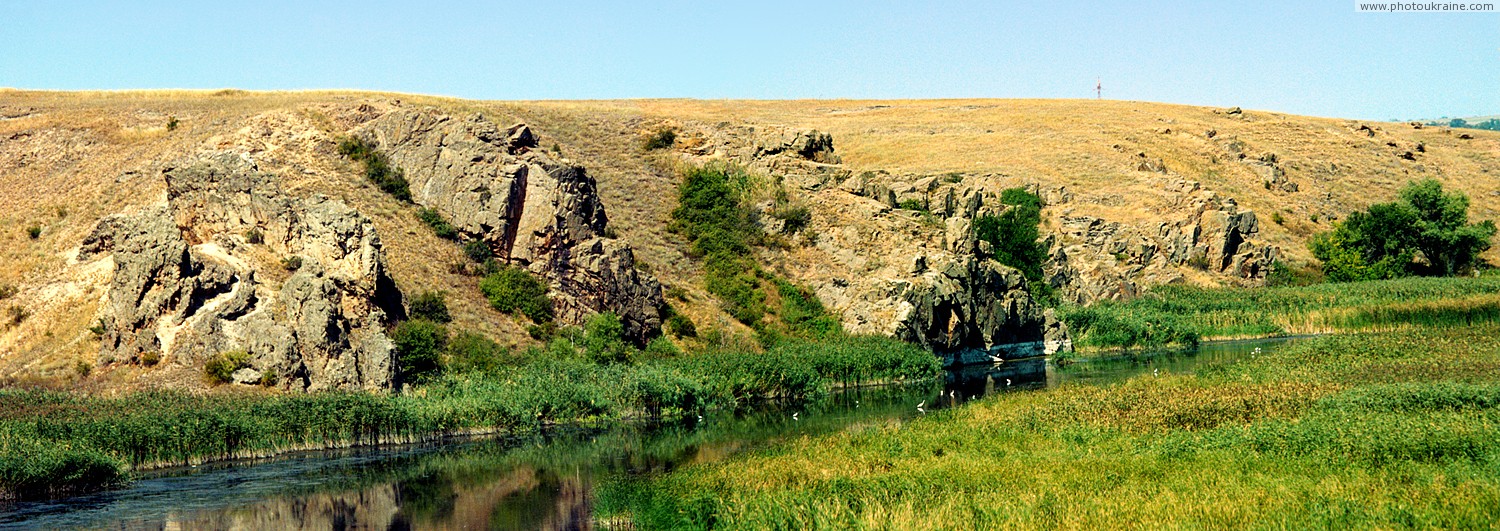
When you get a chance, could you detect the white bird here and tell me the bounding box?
[1153,368,1160,377]
[1006,378,1012,386]
[949,389,955,398]
[792,411,799,419]
[987,354,1004,363]
[697,415,703,421]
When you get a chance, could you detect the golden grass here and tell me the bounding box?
[2,90,1498,380]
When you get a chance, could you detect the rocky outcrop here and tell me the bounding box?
[1046,180,1280,304]
[80,152,402,391]
[356,109,663,345]
[889,256,1071,365]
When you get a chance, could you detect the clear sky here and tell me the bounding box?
[2,1,1494,120]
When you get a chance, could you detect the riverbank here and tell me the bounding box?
[613,324,1500,529]
[0,335,939,501]
[1061,275,1500,351]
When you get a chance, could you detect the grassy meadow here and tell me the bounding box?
[1062,274,1500,350]
[610,324,1500,529]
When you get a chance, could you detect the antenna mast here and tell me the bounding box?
[1096,77,1102,100]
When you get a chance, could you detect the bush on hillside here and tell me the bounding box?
[408,291,451,323]
[393,319,448,384]
[1310,179,1496,281]
[480,265,553,323]
[337,136,412,202]
[417,208,458,240]
[975,187,1048,283]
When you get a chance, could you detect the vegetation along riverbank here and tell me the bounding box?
[0,333,937,501]
[610,324,1500,529]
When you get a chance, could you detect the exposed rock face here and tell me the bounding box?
[1046,180,1280,304]
[80,152,402,391]
[889,256,1071,365]
[357,109,663,344]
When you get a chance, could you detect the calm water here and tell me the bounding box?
[0,337,1301,530]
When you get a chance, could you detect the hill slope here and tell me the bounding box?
[1,90,1497,382]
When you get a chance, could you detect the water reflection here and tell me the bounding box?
[0,337,1304,530]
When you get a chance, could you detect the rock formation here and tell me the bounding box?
[355,110,663,345]
[80,152,403,391]
[1047,179,1280,303]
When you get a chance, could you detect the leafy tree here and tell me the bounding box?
[1310,179,1495,280]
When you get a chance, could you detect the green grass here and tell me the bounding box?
[1063,275,1500,350]
[0,335,937,501]
[613,325,1500,529]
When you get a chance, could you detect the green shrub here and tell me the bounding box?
[773,279,839,339]
[417,208,458,240]
[1271,212,1285,225]
[643,336,682,358]
[672,165,768,325]
[408,291,452,323]
[280,256,303,271]
[26,226,41,239]
[338,136,412,202]
[643,128,677,150]
[463,240,493,264]
[975,187,1048,283]
[204,350,251,384]
[0,284,15,300]
[896,199,927,212]
[166,115,179,131]
[6,305,28,327]
[584,312,632,364]
[244,228,264,244]
[392,319,448,385]
[446,331,508,375]
[480,265,553,323]
[666,286,689,301]
[666,314,698,338]
[140,350,160,367]
[527,322,557,341]
[73,360,92,378]
[769,203,812,234]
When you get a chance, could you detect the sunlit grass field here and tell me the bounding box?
[611,325,1500,529]
[1063,275,1500,350]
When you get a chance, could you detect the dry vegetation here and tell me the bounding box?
[1,90,1498,381]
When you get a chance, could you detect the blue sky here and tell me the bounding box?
[1,1,1494,120]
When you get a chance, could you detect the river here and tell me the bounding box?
[0,337,1299,530]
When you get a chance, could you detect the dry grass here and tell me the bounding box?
[2,90,1498,381]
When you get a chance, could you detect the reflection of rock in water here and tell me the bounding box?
[945,357,1049,400]
[161,485,403,529]
[144,466,598,530]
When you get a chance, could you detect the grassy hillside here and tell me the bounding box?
[2,90,1498,379]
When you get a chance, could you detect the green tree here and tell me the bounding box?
[1310,179,1495,280]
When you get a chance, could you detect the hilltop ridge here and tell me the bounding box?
[1,91,1496,384]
